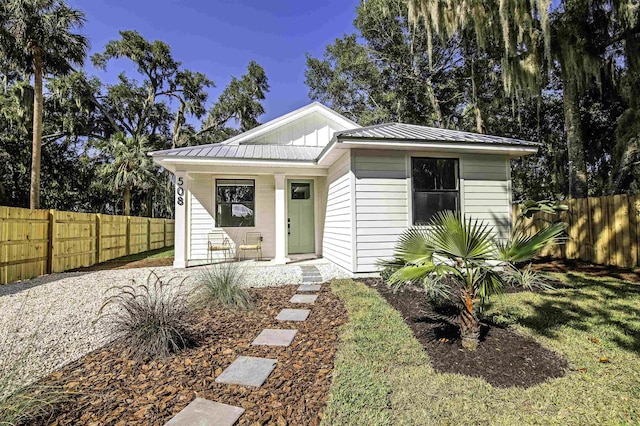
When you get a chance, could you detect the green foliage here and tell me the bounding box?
[305,0,463,127]
[329,274,640,424]
[385,210,563,347]
[96,133,157,215]
[196,263,253,310]
[0,295,62,425]
[97,272,196,360]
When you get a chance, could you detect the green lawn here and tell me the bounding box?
[324,274,640,425]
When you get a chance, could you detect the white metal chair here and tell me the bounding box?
[207,232,233,263]
[238,232,263,261]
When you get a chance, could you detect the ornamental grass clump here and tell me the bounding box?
[97,272,196,360]
[197,263,253,310]
[1,295,62,425]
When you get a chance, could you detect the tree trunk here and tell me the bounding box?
[562,68,588,198]
[459,292,480,350]
[29,50,44,210]
[124,186,131,216]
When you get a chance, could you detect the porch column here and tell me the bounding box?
[173,171,188,268]
[273,173,288,264]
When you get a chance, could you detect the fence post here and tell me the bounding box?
[47,209,55,274]
[147,218,151,251]
[95,214,101,265]
[163,219,167,248]
[126,216,131,256]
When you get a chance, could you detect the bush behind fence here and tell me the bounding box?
[0,206,175,284]
[514,194,640,269]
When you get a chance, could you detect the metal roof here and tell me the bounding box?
[150,143,322,161]
[335,123,538,146]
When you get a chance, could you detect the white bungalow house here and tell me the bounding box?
[150,102,538,274]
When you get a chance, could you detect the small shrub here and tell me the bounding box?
[1,295,62,425]
[97,272,196,360]
[197,263,253,310]
[502,263,556,291]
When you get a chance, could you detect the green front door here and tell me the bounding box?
[287,179,315,254]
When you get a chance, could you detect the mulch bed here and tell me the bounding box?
[31,285,346,425]
[73,257,174,271]
[360,278,568,388]
[529,258,640,282]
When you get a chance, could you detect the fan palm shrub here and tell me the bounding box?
[386,210,565,349]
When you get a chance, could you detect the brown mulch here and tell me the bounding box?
[529,258,640,282]
[72,257,174,272]
[33,285,346,425]
[360,278,568,388]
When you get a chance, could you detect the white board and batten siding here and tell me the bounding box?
[248,114,346,147]
[188,174,276,264]
[350,150,512,273]
[322,151,354,272]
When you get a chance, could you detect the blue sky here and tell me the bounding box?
[66,0,361,123]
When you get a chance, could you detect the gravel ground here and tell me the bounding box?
[0,261,350,394]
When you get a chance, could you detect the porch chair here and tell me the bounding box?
[238,232,263,261]
[207,231,233,263]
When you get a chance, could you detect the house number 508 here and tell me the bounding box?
[176,176,185,206]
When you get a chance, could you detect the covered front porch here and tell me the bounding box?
[171,164,328,268]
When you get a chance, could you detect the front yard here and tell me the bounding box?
[325,273,640,425]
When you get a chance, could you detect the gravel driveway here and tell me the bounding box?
[0,261,348,393]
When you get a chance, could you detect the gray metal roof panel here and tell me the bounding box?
[150,143,322,161]
[336,123,537,146]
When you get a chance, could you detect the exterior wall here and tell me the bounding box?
[322,151,354,272]
[188,174,276,264]
[353,150,409,272]
[459,154,511,239]
[352,149,512,273]
[248,113,346,147]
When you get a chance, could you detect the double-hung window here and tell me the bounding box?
[216,179,255,227]
[411,157,459,225]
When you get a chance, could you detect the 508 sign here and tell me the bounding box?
[176,176,185,206]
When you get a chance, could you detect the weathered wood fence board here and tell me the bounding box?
[0,206,175,284]
[513,194,640,268]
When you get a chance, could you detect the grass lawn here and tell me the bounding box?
[324,273,640,425]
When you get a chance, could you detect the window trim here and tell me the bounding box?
[410,157,460,225]
[215,178,256,228]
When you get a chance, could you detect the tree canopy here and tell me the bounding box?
[0,14,270,215]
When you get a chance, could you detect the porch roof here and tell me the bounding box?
[150,144,322,162]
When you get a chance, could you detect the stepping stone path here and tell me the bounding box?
[289,294,318,304]
[165,398,244,426]
[167,276,324,425]
[251,329,298,346]
[300,265,323,284]
[298,284,321,292]
[276,308,310,321]
[214,356,277,388]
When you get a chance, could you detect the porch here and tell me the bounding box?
[172,168,328,269]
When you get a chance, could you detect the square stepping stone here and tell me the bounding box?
[215,356,277,388]
[298,284,321,292]
[165,398,244,426]
[276,308,310,321]
[289,294,318,304]
[251,329,297,346]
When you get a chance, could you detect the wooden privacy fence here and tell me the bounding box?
[0,206,175,284]
[513,194,640,268]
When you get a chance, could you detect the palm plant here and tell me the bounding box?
[97,133,157,216]
[0,0,88,209]
[386,210,565,349]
